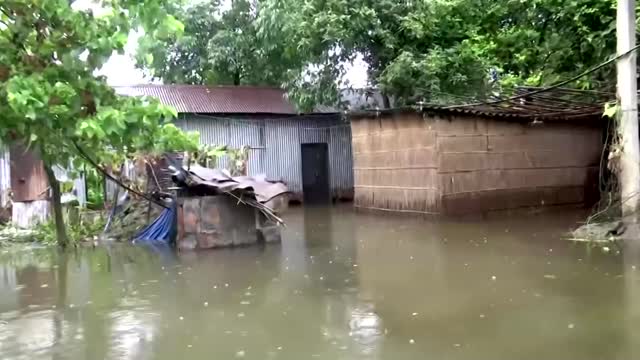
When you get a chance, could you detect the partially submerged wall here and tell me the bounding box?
[352,113,439,214]
[176,114,354,202]
[351,112,602,215]
[177,195,281,250]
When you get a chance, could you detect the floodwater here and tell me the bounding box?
[1,206,639,360]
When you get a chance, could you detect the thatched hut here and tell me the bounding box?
[350,106,604,215]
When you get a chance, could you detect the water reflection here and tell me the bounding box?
[0,206,636,359]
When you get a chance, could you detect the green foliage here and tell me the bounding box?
[1,0,199,245]
[228,146,249,176]
[257,0,617,110]
[191,144,229,168]
[85,167,105,209]
[0,209,105,246]
[603,101,620,119]
[1,0,198,166]
[35,212,106,246]
[137,0,300,86]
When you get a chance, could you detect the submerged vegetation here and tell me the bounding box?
[0,208,106,247]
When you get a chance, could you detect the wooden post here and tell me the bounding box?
[617,0,640,220]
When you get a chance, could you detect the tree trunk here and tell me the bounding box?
[382,94,391,109]
[44,164,69,247]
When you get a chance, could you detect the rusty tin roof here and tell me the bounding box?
[114,85,297,115]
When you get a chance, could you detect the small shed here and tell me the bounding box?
[350,106,604,215]
[115,85,354,203]
[0,142,86,228]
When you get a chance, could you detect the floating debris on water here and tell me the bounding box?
[412,312,418,316]
[568,323,575,329]
[40,284,48,288]
[491,276,497,281]
[204,302,209,307]
[235,350,245,358]
[409,339,415,344]
[479,314,486,318]
[543,274,557,280]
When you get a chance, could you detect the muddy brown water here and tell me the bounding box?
[1,206,639,360]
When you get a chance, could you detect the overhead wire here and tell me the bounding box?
[444,44,640,110]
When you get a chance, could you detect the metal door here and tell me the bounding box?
[301,143,330,203]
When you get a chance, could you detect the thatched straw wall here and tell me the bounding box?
[352,113,440,214]
[351,112,603,215]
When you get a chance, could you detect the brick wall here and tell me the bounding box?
[351,112,603,215]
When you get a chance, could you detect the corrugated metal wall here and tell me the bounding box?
[176,114,354,200]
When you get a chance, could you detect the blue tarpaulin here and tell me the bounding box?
[133,199,177,246]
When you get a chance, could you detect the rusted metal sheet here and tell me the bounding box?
[114,85,296,114]
[9,145,48,202]
[180,165,288,205]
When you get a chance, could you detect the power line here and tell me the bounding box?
[444,44,640,110]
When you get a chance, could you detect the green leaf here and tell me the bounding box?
[163,15,185,35]
[603,102,619,118]
[113,31,129,47]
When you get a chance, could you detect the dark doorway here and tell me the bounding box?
[301,143,330,203]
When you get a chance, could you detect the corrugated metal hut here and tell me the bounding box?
[115,85,354,202]
[350,103,605,215]
[0,142,87,228]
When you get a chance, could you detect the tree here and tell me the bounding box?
[137,0,300,86]
[0,0,199,247]
[257,0,617,110]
